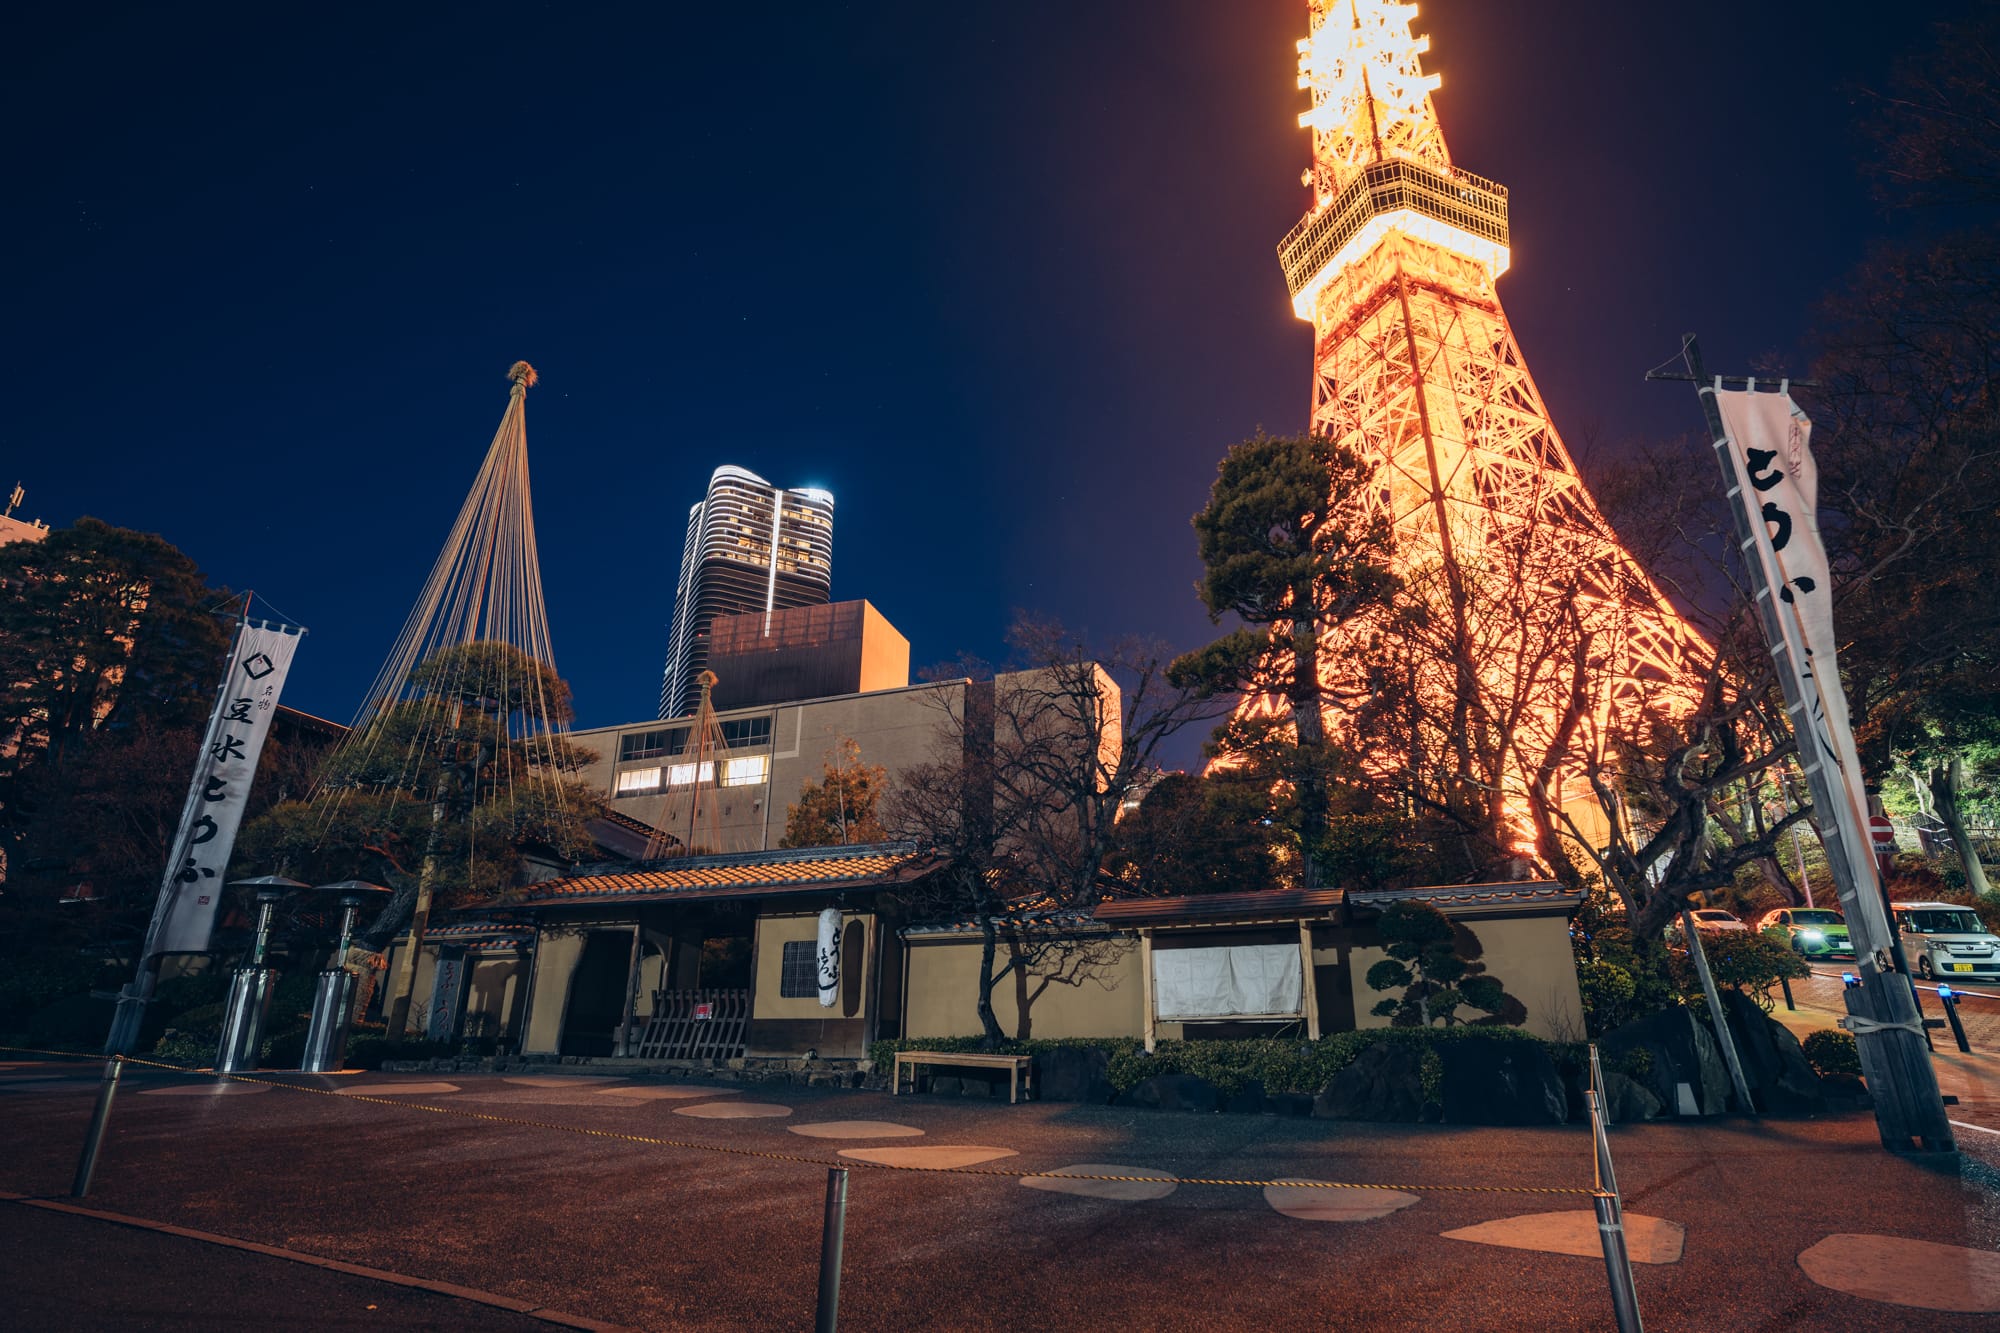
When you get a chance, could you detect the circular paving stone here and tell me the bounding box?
[1441,1210,1684,1264]
[140,1081,271,1096]
[453,1090,624,1107]
[789,1121,924,1139]
[594,1086,717,1101]
[335,1082,460,1096]
[502,1075,622,1087]
[1264,1180,1421,1222]
[1020,1163,1177,1201]
[839,1145,1018,1169]
[1798,1234,2000,1312]
[674,1101,793,1119]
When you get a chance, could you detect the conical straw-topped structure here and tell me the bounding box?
[322,360,572,797]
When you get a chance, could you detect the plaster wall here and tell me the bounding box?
[902,935,1145,1041]
[1345,913,1585,1041]
[523,930,586,1054]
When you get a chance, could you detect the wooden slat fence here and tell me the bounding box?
[637,988,750,1060]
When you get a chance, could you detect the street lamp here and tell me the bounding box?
[215,876,309,1074]
[300,880,392,1073]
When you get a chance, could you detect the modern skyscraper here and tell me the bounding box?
[658,466,834,719]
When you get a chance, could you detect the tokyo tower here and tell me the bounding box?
[1252,0,1701,849]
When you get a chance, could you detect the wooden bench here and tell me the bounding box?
[892,1050,1035,1104]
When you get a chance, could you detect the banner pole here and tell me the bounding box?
[106,598,251,1055]
[1663,336,1952,1155]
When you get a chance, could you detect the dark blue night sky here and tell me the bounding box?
[1,1,1963,756]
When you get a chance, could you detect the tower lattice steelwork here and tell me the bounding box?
[1244,0,1702,845]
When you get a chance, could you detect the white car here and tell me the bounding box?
[1666,909,1750,941]
[1892,900,2000,982]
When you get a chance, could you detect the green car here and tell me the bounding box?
[1757,908,1853,958]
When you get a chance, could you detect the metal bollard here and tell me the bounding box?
[1593,1189,1645,1333]
[71,1056,125,1198]
[1937,986,1972,1054]
[1780,974,1795,1011]
[815,1167,849,1333]
[1586,1047,1643,1333]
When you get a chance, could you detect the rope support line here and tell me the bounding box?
[2,1044,1593,1196]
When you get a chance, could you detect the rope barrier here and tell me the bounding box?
[2,1044,1594,1196]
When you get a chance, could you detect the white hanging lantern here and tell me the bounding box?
[816,907,841,1009]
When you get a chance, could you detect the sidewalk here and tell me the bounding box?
[0,1194,625,1331]
[1769,979,2000,1105]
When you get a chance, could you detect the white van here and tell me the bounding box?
[1891,900,2000,982]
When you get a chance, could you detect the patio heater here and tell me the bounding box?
[215,876,308,1073]
[300,880,392,1073]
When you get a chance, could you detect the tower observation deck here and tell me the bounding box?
[1241,0,1703,855]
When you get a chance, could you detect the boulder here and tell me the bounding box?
[1267,1091,1315,1118]
[1436,1036,1567,1125]
[1037,1046,1114,1104]
[1224,1079,1268,1115]
[1600,1008,1731,1116]
[1709,990,1829,1115]
[1314,1039,1430,1122]
[1122,1073,1222,1113]
[1600,1070,1665,1124]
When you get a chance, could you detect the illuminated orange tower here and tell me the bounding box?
[1262,0,1700,846]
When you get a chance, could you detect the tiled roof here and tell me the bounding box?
[506,841,937,908]
[1094,888,1345,924]
[904,905,1103,938]
[425,918,535,948]
[1346,881,1581,915]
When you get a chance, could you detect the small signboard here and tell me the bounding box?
[1869,816,1896,847]
[693,1001,714,1022]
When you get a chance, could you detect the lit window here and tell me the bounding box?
[615,767,661,795]
[722,756,768,787]
[667,762,715,788]
[779,940,817,998]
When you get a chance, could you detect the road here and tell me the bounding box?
[3,1054,1997,1330]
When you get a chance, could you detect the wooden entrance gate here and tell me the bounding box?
[637,988,749,1060]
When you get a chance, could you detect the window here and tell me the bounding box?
[620,728,689,761]
[1791,910,1843,926]
[1904,910,1983,935]
[722,755,768,788]
[719,716,773,749]
[666,761,715,788]
[615,767,662,796]
[779,939,818,998]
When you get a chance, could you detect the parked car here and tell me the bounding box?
[1891,900,2000,982]
[1665,909,1750,942]
[1755,907,1854,959]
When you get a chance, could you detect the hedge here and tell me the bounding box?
[870,1026,1553,1098]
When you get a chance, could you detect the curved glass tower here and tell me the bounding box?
[658,466,835,719]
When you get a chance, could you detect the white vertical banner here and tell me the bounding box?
[1712,387,1885,935]
[151,622,303,954]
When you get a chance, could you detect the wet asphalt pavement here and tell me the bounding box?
[3,1055,1997,1331]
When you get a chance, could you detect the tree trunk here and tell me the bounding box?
[974,912,1005,1049]
[1932,755,1993,895]
[1289,581,1328,888]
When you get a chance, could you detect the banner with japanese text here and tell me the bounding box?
[151,622,302,954]
[1712,388,1881,918]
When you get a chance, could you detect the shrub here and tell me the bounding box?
[151,1030,215,1067]
[0,952,121,1033]
[1669,929,1808,1013]
[1801,1029,1861,1079]
[871,1029,1551,1099]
